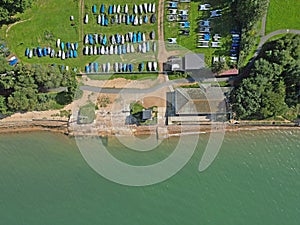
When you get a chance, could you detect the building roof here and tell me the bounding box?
[142,109,152,120]
[183,53,205,70]
[175,87,226,114]
[218,69,239,76]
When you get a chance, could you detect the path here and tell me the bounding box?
[246,29,300,70]
[6,18,31,37]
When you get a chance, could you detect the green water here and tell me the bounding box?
[0,130,299,225]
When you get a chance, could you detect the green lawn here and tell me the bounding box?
[78,102,96,124]
[266,0,300,33]
[3,0,159,72]
[164,0,238,66]
[5,0,81,68]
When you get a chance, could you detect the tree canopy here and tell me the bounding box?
[0,57,77,115]
[0,0,32,24]
[230,35,300,120]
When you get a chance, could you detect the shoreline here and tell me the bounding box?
[0,120,299,136]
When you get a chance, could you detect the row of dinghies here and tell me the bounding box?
[85,61,158,73]
[25,39,79,60]
[84,31,155,46]
[85,3,156,25]
[93,13,156,26]
[25,47,78,59]
[91,3,156,15]
[83,41,156,55]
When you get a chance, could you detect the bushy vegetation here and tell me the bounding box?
[232,0,269,67]
[230,35,300,120]
[0,57,77,115]
[78,103,95,124]
[0,0,32,24]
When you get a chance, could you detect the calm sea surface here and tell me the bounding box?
[0,130,299,225]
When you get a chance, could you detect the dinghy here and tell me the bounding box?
[122,45,126,54]
[97,14,101,24]
[94,34,98,44]
[109,45,114,54]
[94,46,97,55]
[133,15,138,25]
[99,34,103,44]
[142,42,147,53]
[126,44,130,53]
[100,46,105,55]
[133,4,138,14]
[124,4,128,14]
[150,30,155,40]
[139,16,143,25]
[146,42,150,52]
[129,32,133,42]
[153,62,158,71]
[106,62,110,73]
[139,5,143,14]
[118,45,122,55]
[100,4,105,13]
[147,61,152,71]
[28,50,33,58]
[117,5,121,14]
[152,42,157,52]
[143,3,148,13]
[57,39,61,47]
[114,62,119,72]
[148,3,152,13]
[130,44,135,53]
[139,62,144,71]
[144,15,148,23]
[152,3,156,13]
[118,63,123,72]
[84,14,89,24]
[142,33,146,42]
[114,45,118,54]
[102,64,106,72]
[61,51,65,60]
[150,14,156,23]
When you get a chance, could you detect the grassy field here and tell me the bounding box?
[4,0,81,68]
[164,0,238,66]
[266,0,300,34]
[3,0,159,73]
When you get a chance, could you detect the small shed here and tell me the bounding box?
[142,109,153,120]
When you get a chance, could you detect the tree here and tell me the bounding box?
[0,95,8,114]
[0,0,32,24]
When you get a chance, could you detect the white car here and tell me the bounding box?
[167,38,177,44]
